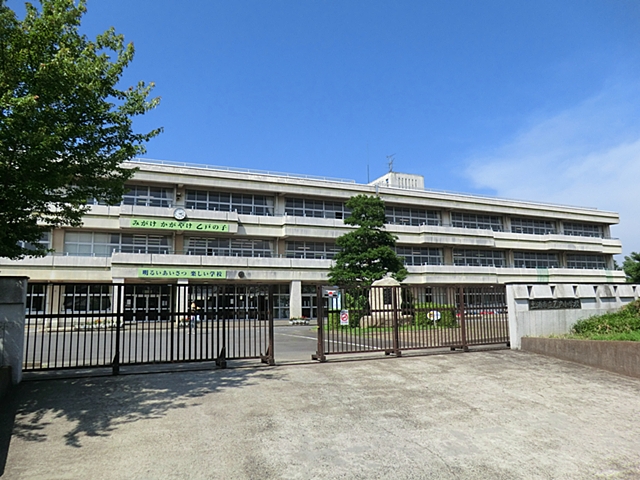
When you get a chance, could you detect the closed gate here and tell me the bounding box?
[23,283,274,374]
[313,284,509,361]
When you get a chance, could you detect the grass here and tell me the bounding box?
[565,332,640,342]
[563,299,640,341]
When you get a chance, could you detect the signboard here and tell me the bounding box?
[529,299,581,311]
[138,268,227,279]
[322,286,340,298]
[130,218,229,232]
[340,309,349,326]
[427,310,442,323]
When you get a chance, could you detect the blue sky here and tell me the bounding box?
[9,0,640,258]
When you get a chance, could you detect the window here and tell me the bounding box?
[563,222,603,238]
[123,185,173,208]
[285,241,339,259]
[513,252,559,268]
[17,231,51,253]
[453,249,505,267]
[64,232,171,256]
[185,190,274,216]
[301,285,318,319]
[273,284,290,319]
[63,284,112,313]
[566,254,607,269]
[118,234,171,254]
[395,246,443,266]
[451,213,503,231]
[385,207,441,226]
[26,283,47,314]
[511,218,556,235]
[285,198,350,219]
[64,232,112,256]
[186,237,273,257]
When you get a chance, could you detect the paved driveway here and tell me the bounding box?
[2,350,640,479]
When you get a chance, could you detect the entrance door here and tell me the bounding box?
[124,285,171,321]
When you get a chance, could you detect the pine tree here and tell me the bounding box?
[328,194,407,287]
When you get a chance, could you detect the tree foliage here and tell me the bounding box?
[328,194,407,287]
[623,252,640,283]
[0,0,161,259]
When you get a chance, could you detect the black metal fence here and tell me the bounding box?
[313,284,509,361]
[23,283,274,374]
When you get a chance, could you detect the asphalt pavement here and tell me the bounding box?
[2,347,640,479]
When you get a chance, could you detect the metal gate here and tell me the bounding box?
[23,283,274,374]
[313,284,509,361]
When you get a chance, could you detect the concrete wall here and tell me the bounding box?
[0,366,11,401]
[521,337,640,379]
[0,277,28,384]
[507,283,639,349]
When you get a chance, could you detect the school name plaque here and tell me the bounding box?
[529,299,581,311]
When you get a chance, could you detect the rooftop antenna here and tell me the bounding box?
[386,154,396,173]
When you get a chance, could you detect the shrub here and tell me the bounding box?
[326,292,369,329]
[571,300,640,336]
[414,303,457,328]
[621,299,640,317]
[327,311,340,329]
[401,288,414,314]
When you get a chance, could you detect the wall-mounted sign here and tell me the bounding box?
[529,299,581,311]
[130,218,229,232]
[322,286,340,297]
[138,268,227,279]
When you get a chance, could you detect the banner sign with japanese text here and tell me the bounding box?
[130,218,229,232]
[138,268,227,279]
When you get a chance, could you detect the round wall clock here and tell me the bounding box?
[173,207,187,221]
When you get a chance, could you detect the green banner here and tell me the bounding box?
[138,268,227,279]
[130,218,229,232]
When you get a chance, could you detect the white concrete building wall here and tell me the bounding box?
[0,159,627,320]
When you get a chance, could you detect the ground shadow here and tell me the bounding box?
[0,363,277,476]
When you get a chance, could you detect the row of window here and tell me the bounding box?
[186,191,274,216]
[59,232,609,269]
[25,283,510,319]
[186,238,273,258]
[64,232,171,256]
[96,185,608,238]
[26,283,312,320]
[452,251,606,269]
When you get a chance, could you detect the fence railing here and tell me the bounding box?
[313,284,509,361]
[23,283,274,374]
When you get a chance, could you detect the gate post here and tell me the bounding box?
[392,286,401,357]
[312,286,327,362]
[112,284,122,375]
[0,277,28,384]
[458,286,469,352]
[262,286,275,366]
[216,292,227,368]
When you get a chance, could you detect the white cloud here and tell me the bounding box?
[465,84,640,259]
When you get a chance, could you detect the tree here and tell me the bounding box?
[328,194,407,287]
[0,0,161,259]
[623,252,640,283]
